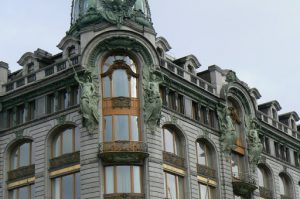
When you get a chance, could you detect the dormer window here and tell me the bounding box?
[68,46,76,57]
[272,108,277,120]
[187,64,194,74]
[27,63,34,74]
[291,119,296,130]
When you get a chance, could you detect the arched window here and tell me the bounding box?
[8,141,35,199]
[279,173,293,198]
[196,140,217,199]
[162,127,182,156]
[257,164,273,198]
[101,54,138,98]
[162,126,185,199]
[50,126,80,199]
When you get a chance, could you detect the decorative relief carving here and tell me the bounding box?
[104,193,145,199]
[7,165,35,183]
[162,151,185,169]
[112,97,131,108]
[232,173,257,198]
[49,151,80,171]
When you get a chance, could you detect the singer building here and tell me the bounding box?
[0,1,300,199]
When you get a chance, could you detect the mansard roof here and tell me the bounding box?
[18,49,52,67]
[173,54,201,69]
[279,112,300,122]
[258,100,282,111]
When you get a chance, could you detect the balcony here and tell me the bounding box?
[197,164,216,179]
[49,151,80,171]
[259,187,273,199]
[162,151,185,169]
[7,165,35,183]
[232,172,257,198]
[99,141,148,165]
[104,193,144,199]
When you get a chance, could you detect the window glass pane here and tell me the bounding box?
[164,129,174,153]
[103,64,109,73]
[53,135,61,158]
[36,96,45,117]
[103,76,111,97]
[9,189,17,199]
[75,173,80,199]
[231,154,239,177]
[75,127,80,151]
[131,116,139,141]
[63,129,73,154]
[279,176,285,195]
[199,183,208,199]
[131,77,137,98]
[112,70,129,97]
[62,175,73,199]
[19,143,30,167]
[197,142,206,165]
[133,166,141,193]
[166,173,176,199]
[19,186,29,199]
[104,116,113,141]
[178,176,184,199]
[31,184,35,199]
[53,178,61,199]
[184,98,192,118]
[257,167,264,187]
[115,115,129,140]
[105,166,114,194]
[10,148,18,170]
[117,166,131,193]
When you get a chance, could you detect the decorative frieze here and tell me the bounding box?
[197,164,216,179]
[104,193,144,199]
[49,151,80,171]
[162,151,185,169]
[7,165,35,183]
[112,97,131,108]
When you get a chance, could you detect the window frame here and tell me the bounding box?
[10,141,33,170]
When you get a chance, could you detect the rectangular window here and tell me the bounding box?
[164,172,184,199]
[177,94,184,114]
[209,110,216,128]
[159,85,167,106]
[265,137,270,154]
[0,111,7,129]
[131,116,139,141]
[27,101,36,121]
[200,106,208,125]
[192,101,199,121]
[199,183,215,199]
[52,173,80,199]
[184,98,192,118]
[36,96,45,117]
[105,167,114,193]
[294,151,299,167]
[274,142,280,158]
[47,94,55,114]
[104,116,113,141]
[280,145,285,160]
[16,104,25,125]
[7,108,14,128]
[70,86,79,106]
[168,90,176,110]
[286,148,290,163]
[58,89,68,110]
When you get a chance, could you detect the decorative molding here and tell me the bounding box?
[56,115,67,125]
[197,164,217,180]
[162,151,185,169]
[15,130,24,139]
[162,164,185,176]
[112,97,132,108]
[103,193,145,199]
[49,164,80,178]
[7,177,35,190]
[49,151,80,172]
[232,173,257,198]
[7,165,35,183]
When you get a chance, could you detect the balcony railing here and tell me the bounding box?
[7,165,35,183]
[45,66,54,76]
[197,164,216,179]
[161,58,216,95]
[162,151,185,169]
[49,151,80,171]
[259,186,273,199]
[232,172,257,198]
[99,141,148,165]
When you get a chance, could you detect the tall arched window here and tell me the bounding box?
[101,53,143,196]
[257,164,273,198]
[279,173,293,198]
[162,126,185,199]
[50,126,80,199]
[196,140,217,199]
[8,141,35,199]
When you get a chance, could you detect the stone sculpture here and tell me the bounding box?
[74,67,100,134]
[144,72,163,132]
[247,119,263,170]
[217,106,239,157]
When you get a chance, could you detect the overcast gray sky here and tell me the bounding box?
[1,0,300,119]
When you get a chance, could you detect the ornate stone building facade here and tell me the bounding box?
[0,1,300,199]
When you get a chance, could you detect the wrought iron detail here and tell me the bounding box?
[197,164,216,179]
[104,193,145,199]
[49,151,80,171]
[112,97,132,108]
[99,141,148,165]
[162,151,185,169]
[232,172,257,198]
[259,186,273,199]
[7,165,35,183]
